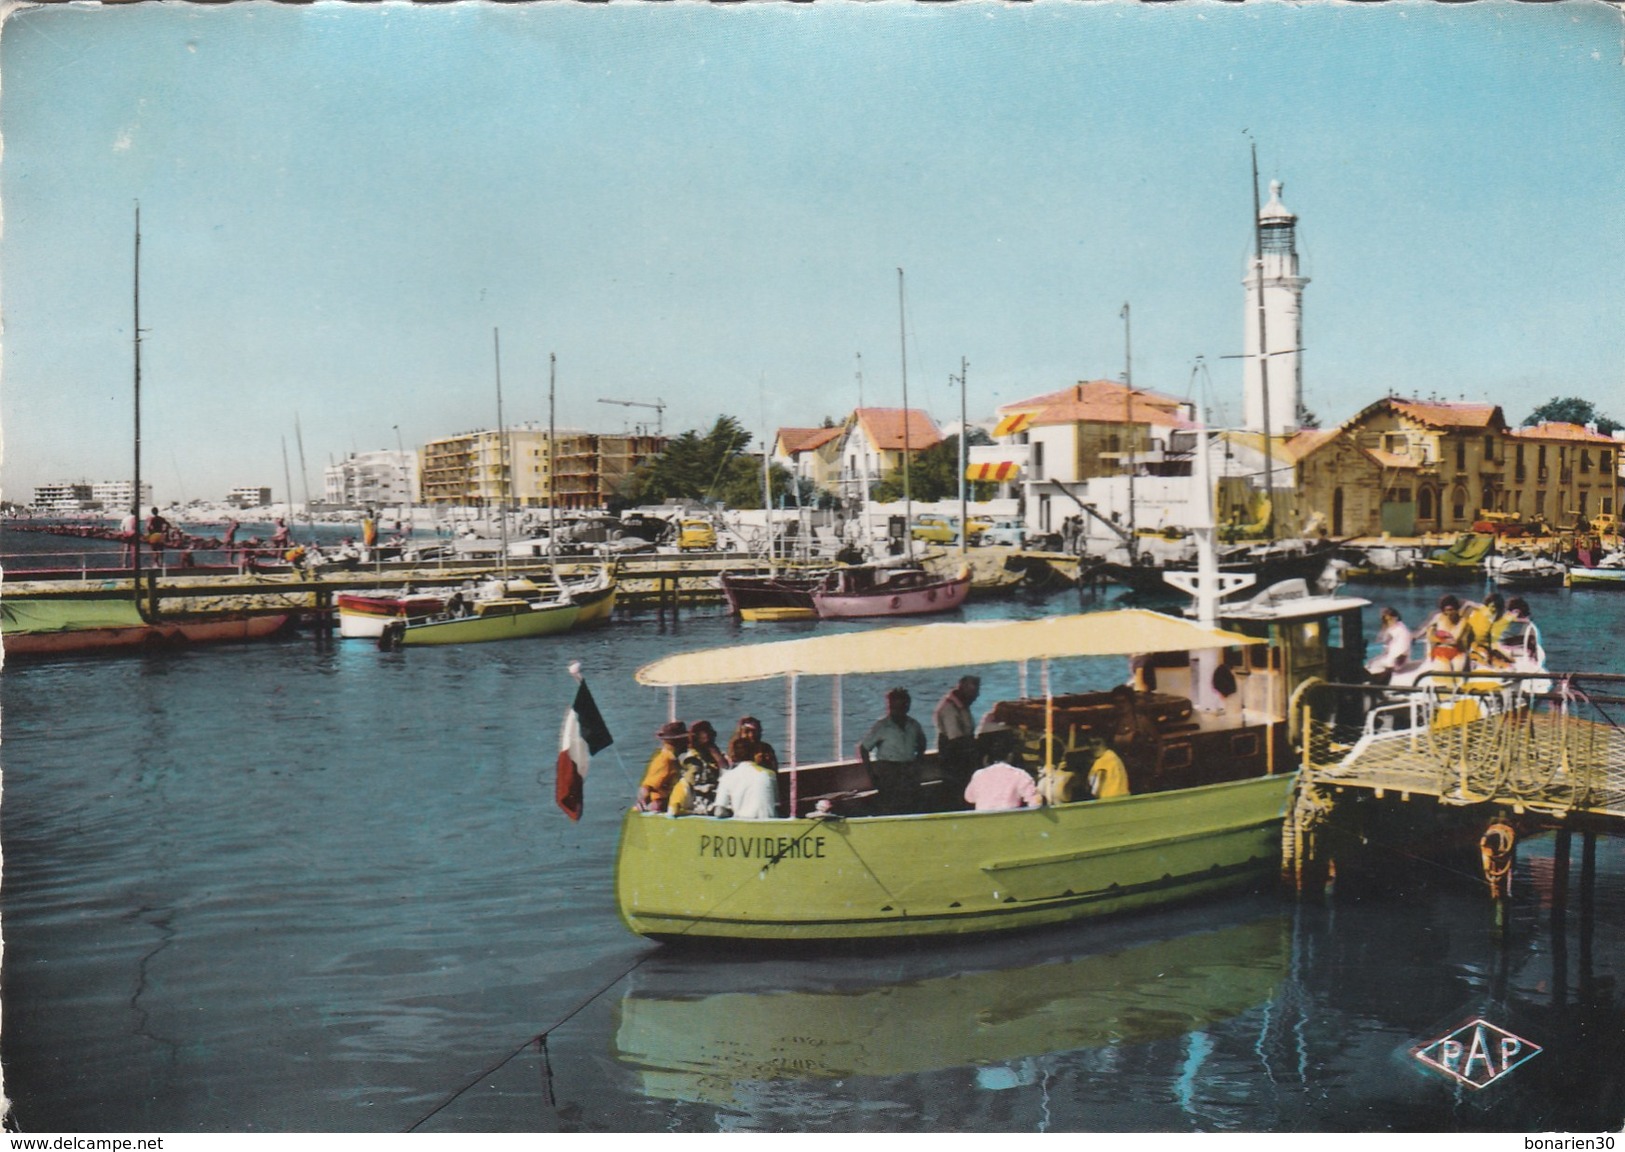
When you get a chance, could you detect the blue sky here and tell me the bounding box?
[3,1,1622,504]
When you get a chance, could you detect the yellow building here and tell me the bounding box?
[1288,398,1620,536]
[420,427,665,509]
[1508,422,1619,529]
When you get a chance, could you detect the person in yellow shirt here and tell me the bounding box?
[1086,734,1130,801]
[1467,593,1509,668]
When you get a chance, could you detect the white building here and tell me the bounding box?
[323,449,418,508]
[91,480,154,511]
[227,486,274,508]
[33,480,151,514]
[1242,180,1309,437]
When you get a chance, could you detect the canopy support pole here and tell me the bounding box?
[788,673,800,817]
[1043,657,1054,771]
[667,686,677,723]
[833,673,843,762]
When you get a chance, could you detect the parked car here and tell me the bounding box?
[978,518,1027,547]
[678,518,718,551]
[911,514,991,545]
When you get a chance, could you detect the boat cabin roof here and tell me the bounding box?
[635,609,1262,687]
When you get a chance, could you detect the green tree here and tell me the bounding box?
[623,416,754,504]
[1525,397,1621,435]
[870,435,994,502]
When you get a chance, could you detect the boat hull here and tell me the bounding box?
[718,572,823,617]
[393,600,579,646]
[1095,544,1338,595]
[569,579,619,626]
[614,771,1295,942]
[335,593,447,639]
[2,611,290,656]
[1569,566,1625,588]
[811,572,970,619]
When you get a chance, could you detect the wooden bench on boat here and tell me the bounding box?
[776,759,879,818]
[986,689,1271,795]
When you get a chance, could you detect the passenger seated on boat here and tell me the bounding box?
[857,687,929,815]
[1420,594,1474,676]
[1085,734,1130,801]
[714,754,780,820]
[1364,606,1413,686]
[728,716,779,773]
[1037,763,1079,806]
[668,726,722,817]
[637,720,691,813]
[1467,594,1509,669]
[964,751,1043,812]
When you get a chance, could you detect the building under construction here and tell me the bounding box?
[419,426,666,509]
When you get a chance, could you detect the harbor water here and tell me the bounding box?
[3,546,1624,1132]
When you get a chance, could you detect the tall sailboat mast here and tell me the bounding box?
[1123,302,1137,562]
[493,327,510,573]
[897,268,912,561]
[1249,143,1278,538]
[131,204,146,605]
[548,352,557,561]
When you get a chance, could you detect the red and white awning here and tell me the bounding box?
[992,412,1035,437]
[966,461,1022,482]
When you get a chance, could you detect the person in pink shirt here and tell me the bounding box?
[963,754,1044,812]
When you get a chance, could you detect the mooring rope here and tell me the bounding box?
[405,948,655,1132]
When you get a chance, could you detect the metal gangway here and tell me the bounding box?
[1299,672,1625,823]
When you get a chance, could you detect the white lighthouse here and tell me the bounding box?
[1242,180,1309,436]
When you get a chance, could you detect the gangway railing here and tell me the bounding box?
[1297,672,1625,822]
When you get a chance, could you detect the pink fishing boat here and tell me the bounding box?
[810,563,971,620]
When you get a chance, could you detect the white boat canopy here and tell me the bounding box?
[635,609,1263,687]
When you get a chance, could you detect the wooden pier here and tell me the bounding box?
[1299,674,1625,824]
[1289,673,1625,925]
[0,552,793,621]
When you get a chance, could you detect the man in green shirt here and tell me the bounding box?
[857,687,928,815]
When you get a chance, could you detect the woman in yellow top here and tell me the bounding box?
[1467,593,1510,668]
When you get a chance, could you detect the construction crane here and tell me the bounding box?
[597,397,667,437]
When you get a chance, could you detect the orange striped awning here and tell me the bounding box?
[992,412,1034,437]
[967,461,1022,482]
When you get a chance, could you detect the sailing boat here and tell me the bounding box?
[808,271,969,619]
[2,207,291,656]
[378,331,579,648]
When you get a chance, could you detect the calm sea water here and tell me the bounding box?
[3,532,1623,1133]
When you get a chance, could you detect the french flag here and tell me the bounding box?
[556,665,613,821]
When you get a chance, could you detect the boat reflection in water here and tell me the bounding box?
[614,915,1286,1107]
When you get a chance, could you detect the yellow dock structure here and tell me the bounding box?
[1300,675,1625,822]
[1289,673,1625,921]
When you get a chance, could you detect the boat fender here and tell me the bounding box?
[927,589,937,602]
[946,586,957,599]
[890,596,901,609]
